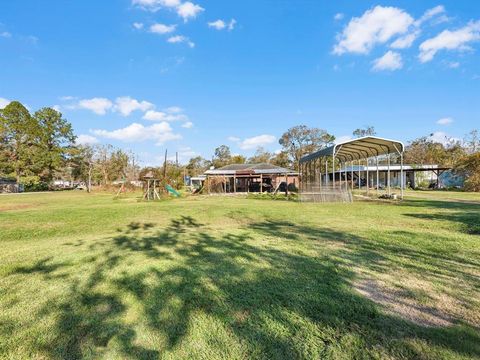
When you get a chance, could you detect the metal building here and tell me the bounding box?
[299,136,405,202]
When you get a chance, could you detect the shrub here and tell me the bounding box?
[455,153,480,192]
[19,176,49,192]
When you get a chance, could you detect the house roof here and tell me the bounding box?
[205,163,297,175]
[300,136,404,163]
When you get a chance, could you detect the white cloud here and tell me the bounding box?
[181,121,193,128]
[390,30,419,49]
[415,5,446,27]
[437,117,453,125]
[429,131,459,146]
[0,31,11,38]
[165,106,183,113]
[143,109,188,122]
[176,2,204,21]
[228,19,237,31]
[419,21,480,63]
[113,96,154,116]
[208,19,236,31]
[92,122,181,144]
[78,98,113,115]
[238,134,276,150]
[334,13,344,21]
[333,6,414,55]
[52,105,62,112]
[133,22,144,30]
[132,0,180,11]
[372,50,403,71]
[167,35,195,47]
[208,19,226,30]
[446,61,460,68]
[76,134,99,145]
[0,97,11,109]
[228,136,240,142]
[150,23,176,34]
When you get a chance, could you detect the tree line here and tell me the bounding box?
[1,100,479,191]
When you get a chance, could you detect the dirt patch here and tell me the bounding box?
[0,204,34,212]
[354,279,454,327]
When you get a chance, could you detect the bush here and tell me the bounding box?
[19,176,49,192]
[247,192,299,201]
[455,153,480,192]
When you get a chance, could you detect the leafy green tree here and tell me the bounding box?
[71,145,95,192]
[352,126,376,138]
[230,154,246,164]
[0,101,39,182]
[186,156,210,176]
[455,152,480,192]
[279,125,335,170]
[270,150,291,168]
[212,145,232,168]
[34,107,76,181]
[248,147,272,164]
[464,129,480,154]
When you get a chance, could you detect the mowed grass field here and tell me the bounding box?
[0,190,479,359]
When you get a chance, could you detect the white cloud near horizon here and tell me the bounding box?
[181,121,193,128]
[334,13,344,21]
[437,117,453,125]
[372,50,403,71]
[429,131,460,145]
[0,97,11,109]
[133,22,144,30]
[92,122,181,145]
[418,21,480,63]
[76,134,99,145]
[232,134,276,150]
[333,6,414,55]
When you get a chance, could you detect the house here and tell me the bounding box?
[204,163,298,194]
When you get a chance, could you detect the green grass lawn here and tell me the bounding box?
[0,190,479,359]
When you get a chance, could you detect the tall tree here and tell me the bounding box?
[464,129,480,154]
[279,125,335,170]
[352,126,376,138]
[0,101,38,182]
[403,136,465,167]
[230,154,246,164]
[270,150,290,168]
[212,145,232,168]
[71,145,95,192]
[248,147,272,164]
[34,107,76,181]
[186,156,210,175]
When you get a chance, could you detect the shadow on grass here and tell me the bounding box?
[401,199,480,234]
[5,215,480,359]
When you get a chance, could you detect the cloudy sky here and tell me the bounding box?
[1,0,479,165]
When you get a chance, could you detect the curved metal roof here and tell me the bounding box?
[300,136,404,163]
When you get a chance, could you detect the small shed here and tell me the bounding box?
[204,163,298,194]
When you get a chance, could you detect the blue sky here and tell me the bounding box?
[0,0,479,165]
